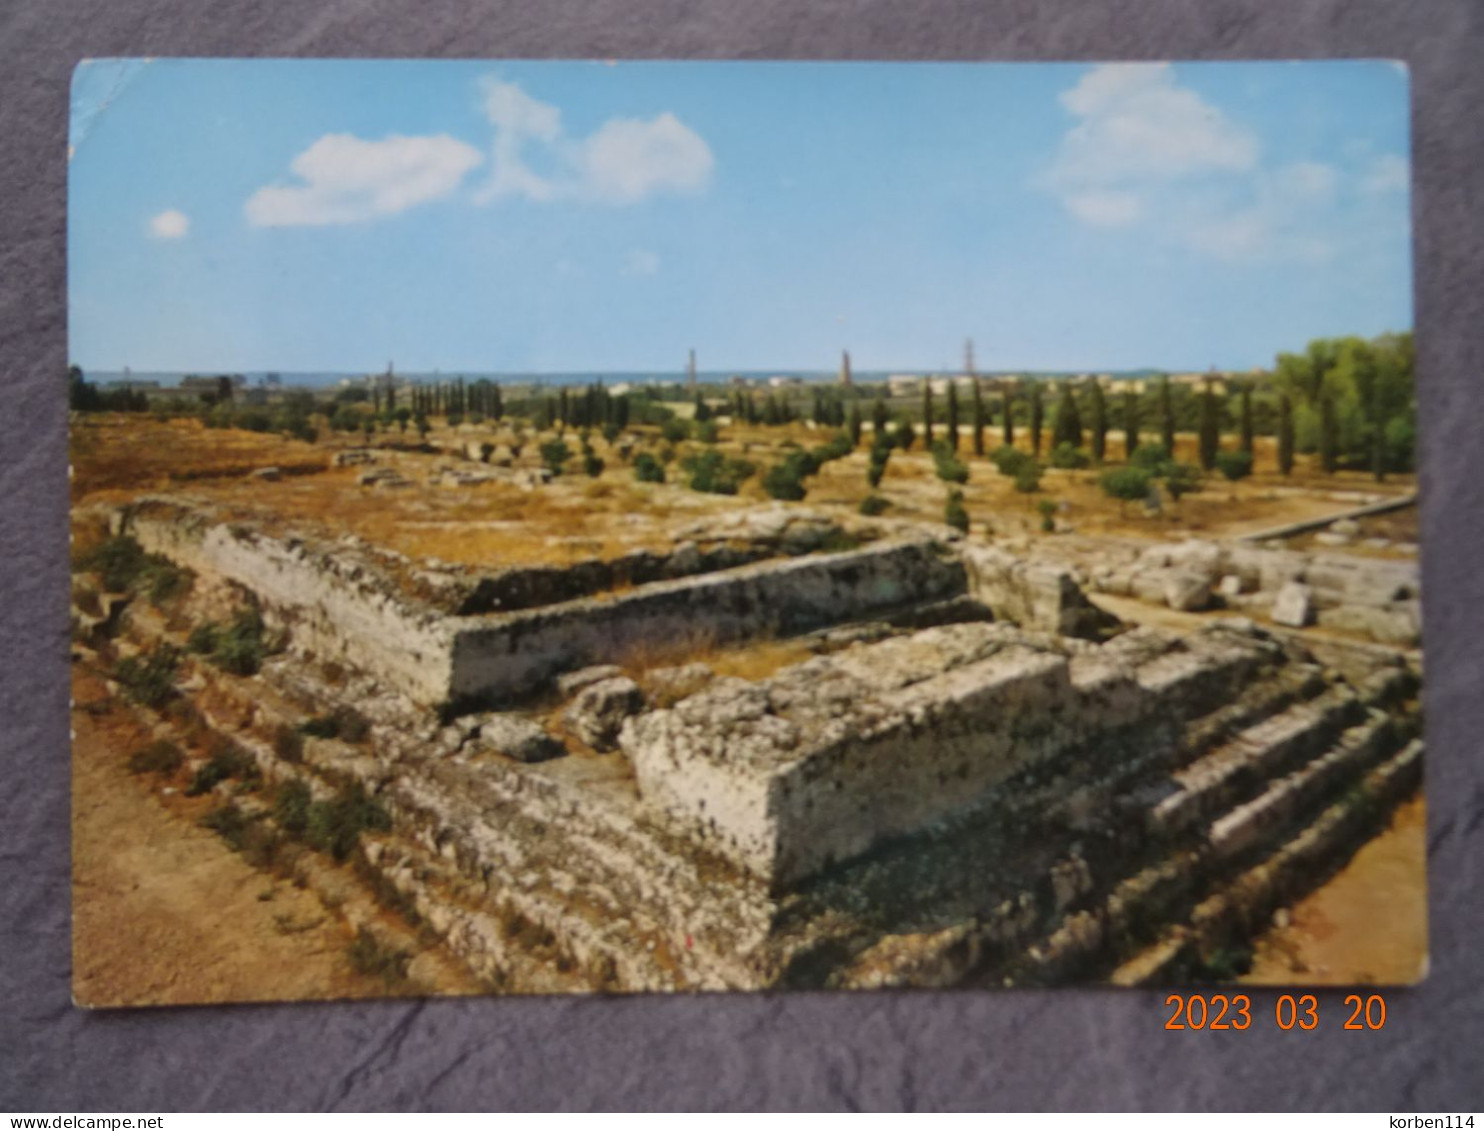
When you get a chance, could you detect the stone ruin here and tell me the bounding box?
[85,496,1424,991]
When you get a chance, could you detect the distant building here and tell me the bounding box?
[887,374,922,397]
[768,375,804,389]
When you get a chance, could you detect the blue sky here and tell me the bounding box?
[68,58,1412,375]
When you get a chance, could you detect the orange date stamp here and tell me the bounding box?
[1163,993,1389,1031]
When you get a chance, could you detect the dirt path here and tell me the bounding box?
[1243,794,1428,986]
[71,666,393,1007]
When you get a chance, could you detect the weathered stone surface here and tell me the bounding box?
[474,714,566,763]
[331,449,376,467]
[450,539,966,704]
[557,664,624,698]
[565,676,644,750]
[643,662,715,705]
[1272,581,1314,628]
[251,466,282,481]
[1163,569,1211,612]
[1317,602,1421,647]
[1330,518,1361,537]
[1217,574,1246,599]
[960,544,1120,639]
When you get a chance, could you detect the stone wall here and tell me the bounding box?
[960,544,1120,639]
[447,540,968,705]
[123,499,457,704]
[619,621,1287,890]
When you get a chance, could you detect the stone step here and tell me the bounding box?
[1013,715,1412,986]
[1111,738,1423,987]
[1175,663,1327,769]
[1148,688,1363,836]
[1207,712,1398,862]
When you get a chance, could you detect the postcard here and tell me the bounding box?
[68,58,1422,1006]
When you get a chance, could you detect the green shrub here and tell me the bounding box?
[859,495,890,516]
[187,623,219,655]
[633,452,665,484]
[539,439,570,475]
[299,705,370,743]
[1129,444,1169,471]
[346,926,410,986]
[681,449,755,495]
[77,535,191,604]
[931,440,969,484]
[762,461,807,501]
[1049,442,1091,470]
[273,779,312,836]
[1099,465,1153,503]
[1013,460,1042,493]
[210,608,268,676]
[944,489,969,532]
[1162,461,1203,500]
[991,445,1029,477]
[114,643,179,708]
[1038,499,1058,533]
[660,418,691,444]
[1214,449,1254,482]
[128,739,183,776]
[272,723,305,764]
[304,782,392,861]
[812,432,854,464]
[695,420,720,444]
[199,803,251,852]
[186,736,257,797]
[141,558,192,605]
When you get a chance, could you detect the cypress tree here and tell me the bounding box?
[559,388,570,427]
[1239,385,1255,456]
[1122,390,1139,461]
[1052,382,1083,450]
[1002,386,1014,448]
[1030,385,1044,456]
[871,396,889,440]
[1278,393,1295,475]
[1159,378,1176,458]
[847,402,862,447]
[491,382,503,422]
[1088,380,1107,463]
[1198,383,1220,471]
[971,379,986,457]
[946,384,960,452]
[922,382,935,446]
[1319,394,1338,474]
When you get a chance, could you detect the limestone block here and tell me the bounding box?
[1271,582,1314,628]
[476,714,566,763]
[1164,569,1211,612]
[565,677,644,750]
[1217,574,1246,599]
[1316,602,1421,647]
[557,664,624,698]
[644,663,715,705]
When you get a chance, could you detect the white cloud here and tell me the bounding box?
[149,208,190,239]
[624,249,660,276]
[245,133,483,227]
[1044,65,1356,263]
[1050,63,1257,191]
[476,77,713,206]
[1062,190,1142,228]
[1361,153,1409,194]
[580,113,713,204]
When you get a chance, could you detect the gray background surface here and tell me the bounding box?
[2,0,1481,1111]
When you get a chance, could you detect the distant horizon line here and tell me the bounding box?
[77,364,1268,383]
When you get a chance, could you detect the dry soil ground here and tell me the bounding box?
[71,665,395,1007]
